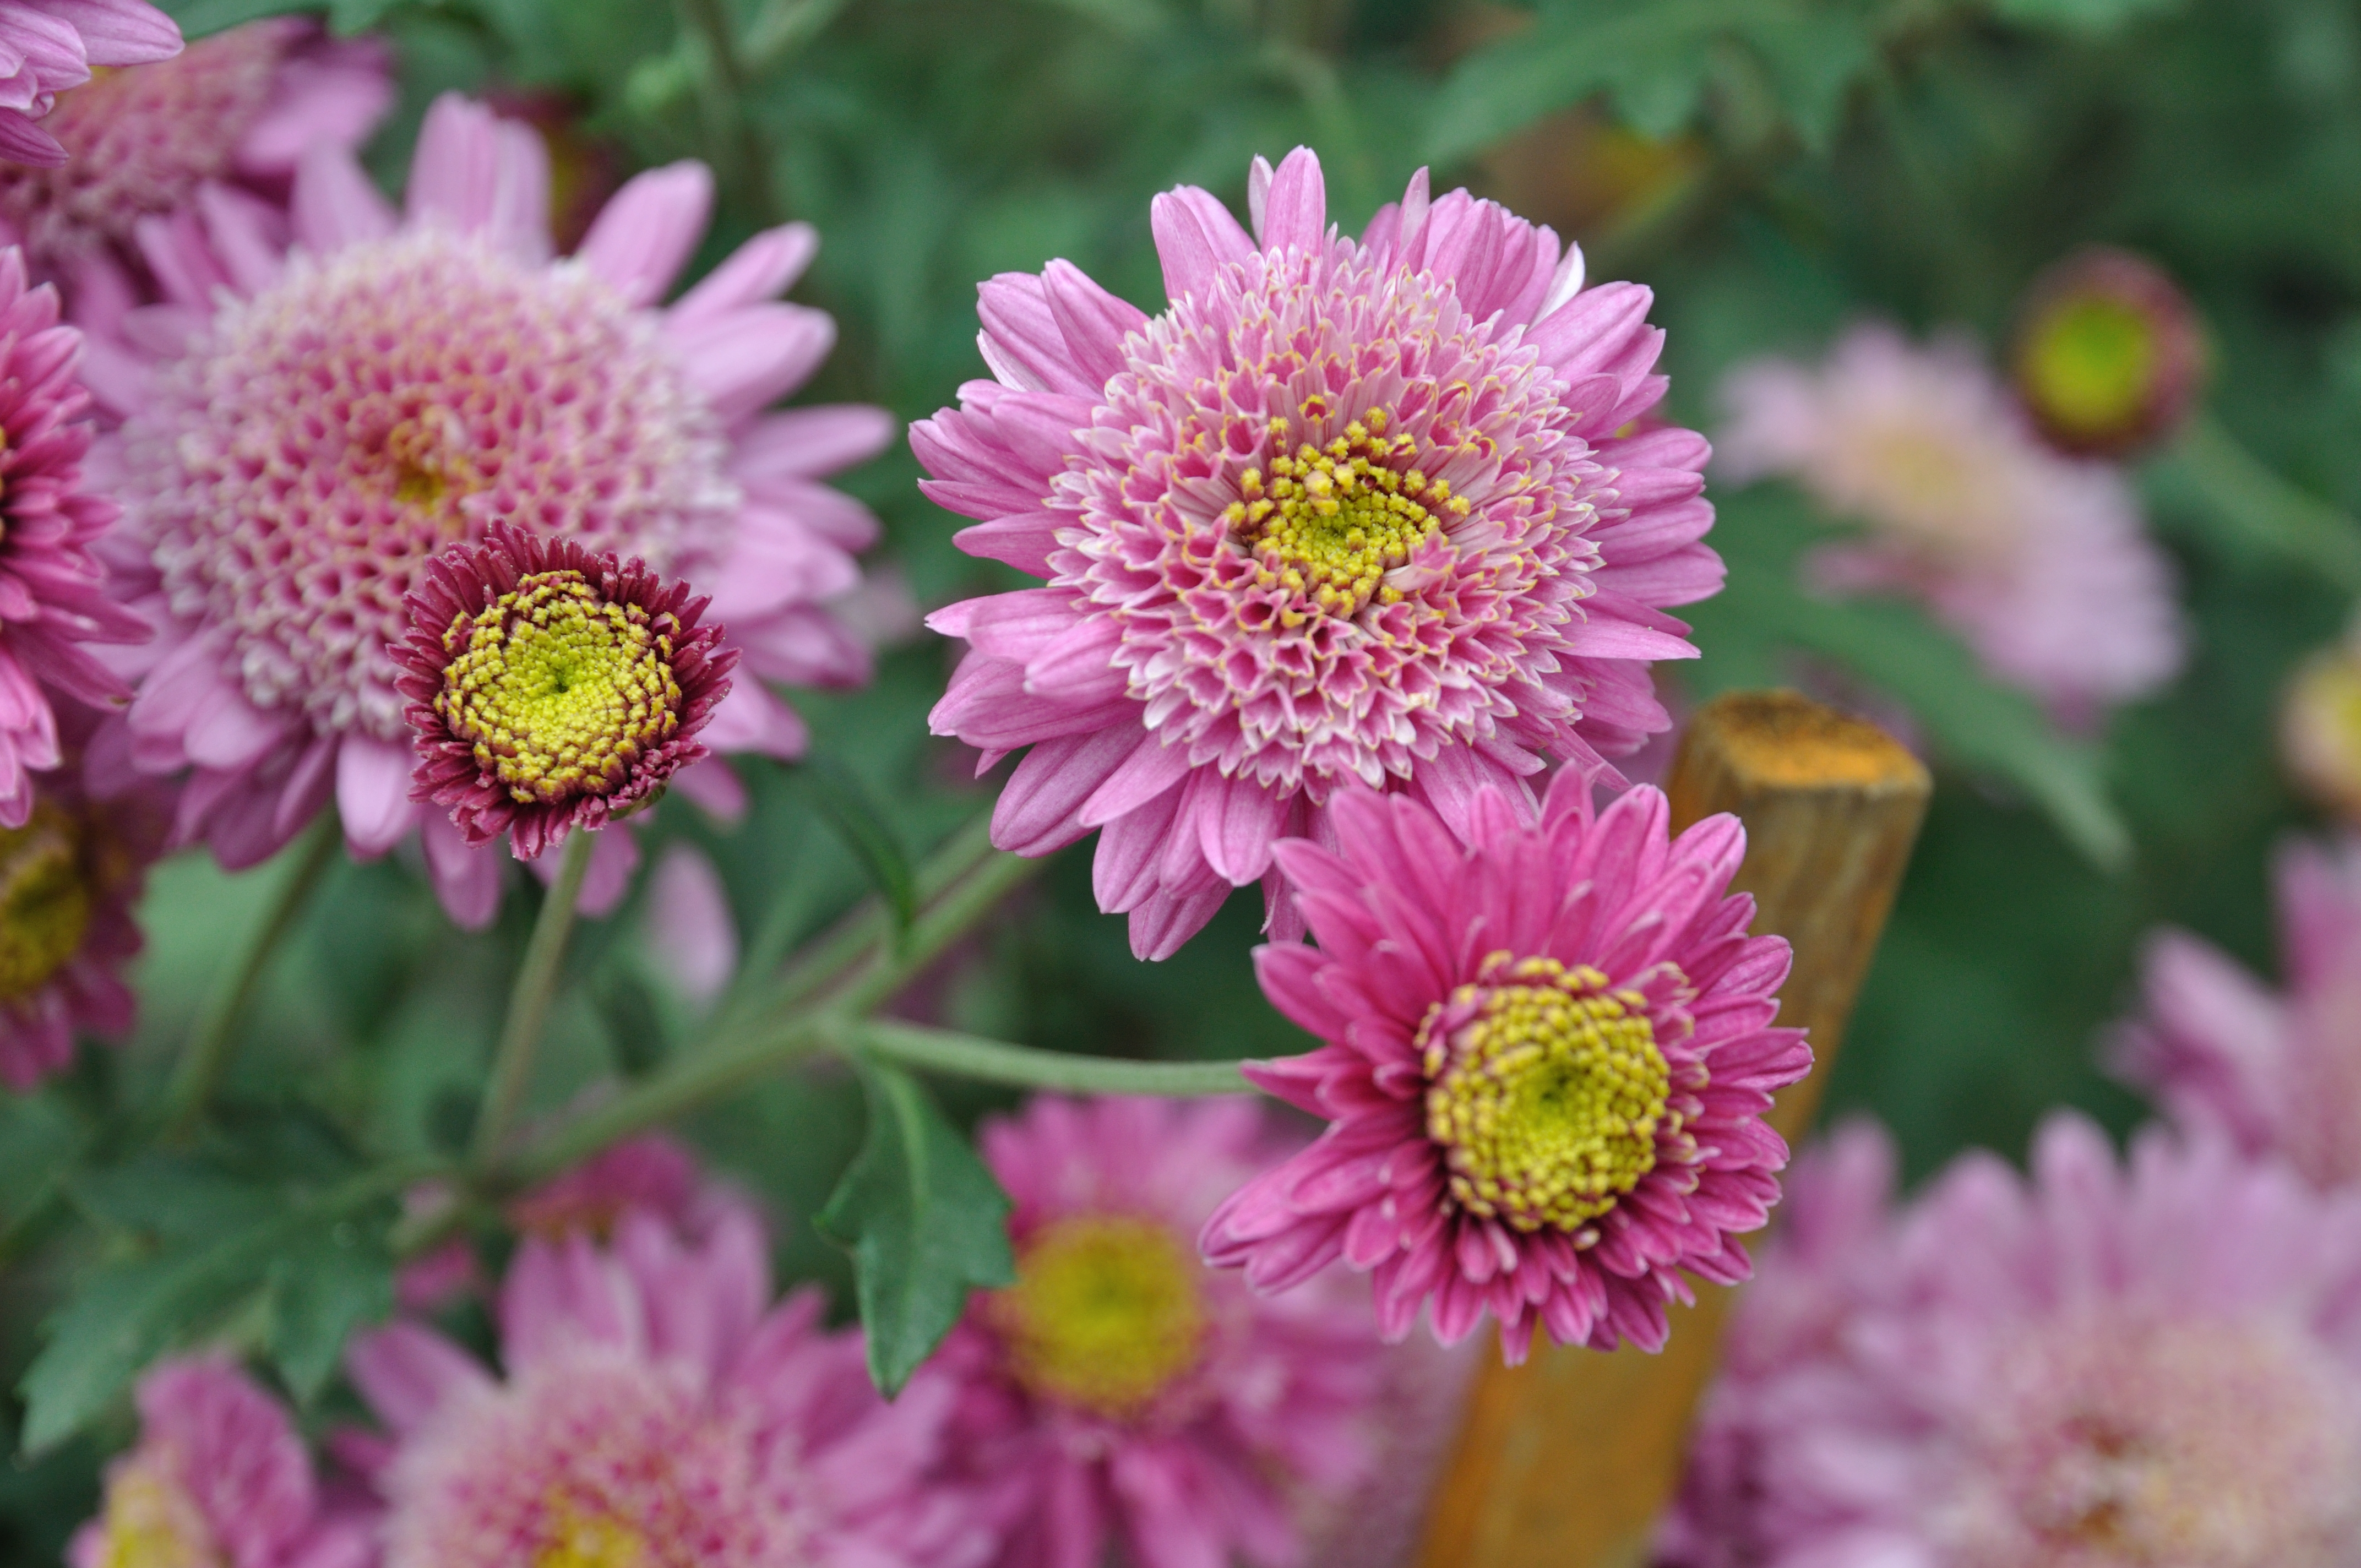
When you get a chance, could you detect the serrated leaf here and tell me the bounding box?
[795,758,918,937]
[70,1156,279,1243]
[817,1060,1013,1396]
[0,1095,78,1234]
[269,1224,394,1402]
[162,0,318,40]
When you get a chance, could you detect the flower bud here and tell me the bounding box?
[2011,246,2207,457]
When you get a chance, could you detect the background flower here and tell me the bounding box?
[0,0,180,168]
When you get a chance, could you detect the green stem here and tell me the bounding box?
[853,1020,1253,1096]
[471,830,597,1166]
[2158,413,2361,594]
[674,0,782,224]
[159,813,339,1140]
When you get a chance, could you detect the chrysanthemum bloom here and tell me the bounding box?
[2283,624,2361,825]
[0,699,168,1091]
[0,0,179,168]
[2011,246,2206,458]
[69,1354,372,1568]
[349,1191,993,1568]
[99,93,894,923]
[915,146,1720,959]
[1301,1335,1481,1568]
[394,524,735,863]
[2112,834,2361,1189]
[1201,774,1810,1362]
[1661,1114,2361,1568]
[1717,322,2184,722]
[936,1096,1384,1568]
[0,18,387,288]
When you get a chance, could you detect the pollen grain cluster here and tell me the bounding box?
[0,808,91,1004]
[1224,406,1464,618]
[992,1215,1207,1419]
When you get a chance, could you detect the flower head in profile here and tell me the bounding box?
[1662,1115,2361,1568]
[0,18,388,286]
[937,1096,1385,1568]
[0,0,181,168]
[70,1354,371,1568]
[100,94,894,925]
[915,146,1721,959]
[2011,246,2206,458]
[2112,834,2361,1189]
[394,523,735,863]
[349,1186,992,1568]
[1201,774,1810,1362]
[1717,323,2184,722]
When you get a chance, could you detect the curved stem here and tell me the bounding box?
[159,813,339,1141]
[2157,412,2361,594]
[471,829,596,1167]
[853,1020,1253,1097]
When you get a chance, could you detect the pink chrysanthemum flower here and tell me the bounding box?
[0,18,387,288]
[0,245,148,825]
[2112,835,2361,1190]
[1201,774,1810,1362]
[349,1191,993,1568]
[1661,1115,2361,1568]
[97,93,894,924]
[394,523,735,863]
[0,0,179,168]
[935,1096,1384,1568]
[914,146,1720,959]
[1717,322,2184,723]
[69,1354,372,1568]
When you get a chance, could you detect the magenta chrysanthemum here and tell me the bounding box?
[0,18,387,280]
[1716,322,2184,723]
[349,1192,993,1568]
[915,146,1720,959]
[2113,835,2361,1189]
[0,0,179,168]
[394,523,735,861]
[0,246,148,827]
[1200,773,1809,1362]
[1661,1115,2361,1568]
[99,94,894,924]
[69,1355,372,1568]
[934,1096,1384,1568]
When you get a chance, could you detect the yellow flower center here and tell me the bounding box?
[534,1496,649,1568]
[990,1215,1207,1418]
[436,568,684,807]
[1223,405,1466,618]
[1422,957,1673,1234]
[94,1460,221,1568]
[0,805,91,1003]
[2019,295,2157,444]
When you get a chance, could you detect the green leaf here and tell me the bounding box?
[1424,0,1875,164]
[795,758,918,937]
[70,1157,279,1243]
[161,0,318,40]
[817,1059,1014,1396]
[268,1224,394,1402]
[1989,0,2185,36]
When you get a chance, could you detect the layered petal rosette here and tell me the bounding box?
[97,94,894,923]
[70,1355,372,1568]
[0,0,181,169]
[935,1096,1387,1568]
[1201,772,1810,1361]
[347,1186,993,1568]
[2113,834,2361,1189]
[1662,1116,2361,1568]
[915,147,1721,958]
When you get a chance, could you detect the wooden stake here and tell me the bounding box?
[1411,691,1931,1568]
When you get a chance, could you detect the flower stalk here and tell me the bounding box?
[471,828,597,1166]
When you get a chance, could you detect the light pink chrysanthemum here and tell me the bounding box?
[96,93,894,926]
[2112,835,2361,1190]
[0,0,179,168]
[1661,1114,2361,1568]
[0,245,146,827]
[1717,322,2184,723]
[0,18,385,289]
[1201,773,1810,1362]
[69,1354,372,1568]
[349,1191,993,1568]
[935,1096,1385,1568]
[644,841,738,1006]
[915,146,1720,959]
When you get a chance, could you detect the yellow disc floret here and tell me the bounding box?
[436,569,684,807]
[989,1215,1207,1419]
[1422,957,1674,1234]
[534,1496,650,1568]
[0,805,91,1004]
[1222,406,1468,617]
[93,1458,220,1568]
[2019,295,2158,447]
